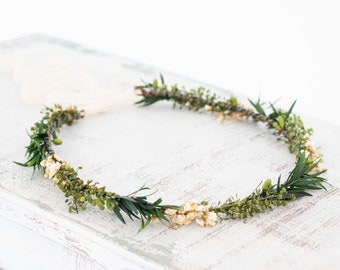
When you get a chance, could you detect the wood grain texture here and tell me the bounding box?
[0,35,339,270]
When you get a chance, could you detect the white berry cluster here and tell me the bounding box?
[40,154,65,184]
[165,201,218,228]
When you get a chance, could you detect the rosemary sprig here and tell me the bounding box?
[281,153,327,197]
[14,105,83,172]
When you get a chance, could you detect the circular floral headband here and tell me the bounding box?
[15,75,328,232]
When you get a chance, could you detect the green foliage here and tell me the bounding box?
[281,153,327,197]
[55,163,179,231]
[14,105,83,172]
[210,152,327,219]
[248,97,266,116]
[210,186,294,220]
[135,75,329,222]
[135,74,241,113]
[15,76,329,230]
[136,76,316,160]
[15,104,179,231]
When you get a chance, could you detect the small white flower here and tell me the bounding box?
[166,201,218,228]
[174,214,186,226]
[205,211,218,226]
[40,155,63,180]
[195,204,205,212]
[183,201,196,211]
[195,218,205,227]
[204,105,212,111]
[305,140,316,156]
[217,114,225,124]
[165,208,178,216]
[53,154,62,161]
[44,162,61,179]
[303,134,311,140]
[40,159,47,167]
[186,211,197,222]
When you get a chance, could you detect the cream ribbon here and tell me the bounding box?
[0,56,139,115]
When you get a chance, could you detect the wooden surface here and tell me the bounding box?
[0,35,339,270]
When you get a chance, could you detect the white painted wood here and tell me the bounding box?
[0,35,339,269]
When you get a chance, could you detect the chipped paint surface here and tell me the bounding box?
[0,35,340,269]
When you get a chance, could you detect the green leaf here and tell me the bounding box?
[152,79,158,89]
[229,96,238,107]
[153,198,162,205]
[138,216,152,233]
[121,198,138,214]
[277,116,285,129]
[160,73,165,85]
[38,119,44,134]
[113,206,126,224]
[119,196,137,203]
[282,152,328,197]
[285,100,297,120]
[118,201,139,221]
[262,178,272,192]
[154,210,167,221]
[269,102,278,118]
[13,161,28,167]
[248,98,266,116]
[273,123,281,131]
[276,175,282,192]
[138,218,145,233]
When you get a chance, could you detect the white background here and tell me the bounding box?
[0,0,339,126]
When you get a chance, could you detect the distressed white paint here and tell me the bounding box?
[0,35,339,270]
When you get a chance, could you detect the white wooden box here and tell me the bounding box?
[0,35,339,270]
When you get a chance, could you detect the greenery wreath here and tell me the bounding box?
[15,75,328,231]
